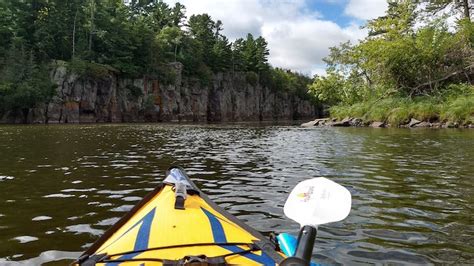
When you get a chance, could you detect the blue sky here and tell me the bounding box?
[308,0,353,27]
[164,0,388,75]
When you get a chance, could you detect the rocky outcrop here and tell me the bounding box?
[302,117,472,128]
[301,118,329,127]
[330,117,352,127]
[370,121,385,128]
[1,62,319,124]
[408,118,422,127]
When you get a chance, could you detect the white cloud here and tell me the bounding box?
[164,0,385,75]
[344,0,388,21]
[263,19,366,75]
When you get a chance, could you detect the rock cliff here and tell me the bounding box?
[1,62,318,123]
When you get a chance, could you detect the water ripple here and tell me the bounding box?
[0,124,472,264]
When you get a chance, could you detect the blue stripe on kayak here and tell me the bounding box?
[201,207,227,242]
[106,207,156,266]
[201,207,275,266]
[224,245,275,266]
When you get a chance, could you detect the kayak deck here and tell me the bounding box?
[76,167,284,265]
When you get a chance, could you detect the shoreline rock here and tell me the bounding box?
[301,117,472,129]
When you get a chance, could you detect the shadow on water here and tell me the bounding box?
[0,124,472,264]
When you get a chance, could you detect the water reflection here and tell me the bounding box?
[0,124,472,264]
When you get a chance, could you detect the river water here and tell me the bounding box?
[0,124,472,265]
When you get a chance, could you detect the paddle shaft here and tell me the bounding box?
[295,225,317,263]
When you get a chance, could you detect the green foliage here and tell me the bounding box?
[0,45,55,114]
[267,68,307,91]
[0,1,13,58]
[309,71,346,105]
[67,59,115,79]
[126,84,143,100]
[309,69,374,105]
[0,0,315,117]
[153,64,177,85]
[424,0,472,22]
[196,64,213,86]
[155,26,183,62]
[143,94,155,111]
[232,34,269,73]
[245,71,259,86]
[330,85,474,125]
[441,94,474,124]
[313,1,473,124]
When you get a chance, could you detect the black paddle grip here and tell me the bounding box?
[294,225,316,264]
[280,225,317,266]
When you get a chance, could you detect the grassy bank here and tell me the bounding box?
[329,89,474,126]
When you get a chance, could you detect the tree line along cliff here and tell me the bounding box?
[0,0,318,123]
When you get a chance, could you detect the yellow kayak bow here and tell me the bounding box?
[75,167,285,265]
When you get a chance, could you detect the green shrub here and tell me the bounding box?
[143,95,155,110]
[245,71,258,86]
[67,59,115,79]
[126,84,143,100]
[441,94,474,124]
[387,107,411,126]
[152,65,178,85]
[329,88,474,126]
[411,99,439,121]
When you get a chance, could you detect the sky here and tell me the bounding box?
[163,0,389,76]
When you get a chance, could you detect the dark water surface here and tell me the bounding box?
[0,124,473,265]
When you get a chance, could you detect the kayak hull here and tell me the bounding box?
[76,167,285,265]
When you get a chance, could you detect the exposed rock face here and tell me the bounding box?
[1,63,318,124]
[301,118,329,127]
[370,121,385,128]
[413,121,431,128]
[350,118,363,127]
[408,118,422,127]
[331,117,352,127]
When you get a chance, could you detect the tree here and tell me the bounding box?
[211,36,232,72]
[0,0,315,112]
[255,36,270,73]
[232,38,246,72]
[0,2,13,58]
[156,26,184,62]
[426,0,472,22]
[242,33,257,71]
[188,14,218,66]
[235,34,270,73]
[0,44,55,120]
[310,0,474,105]
[170,3,186,27]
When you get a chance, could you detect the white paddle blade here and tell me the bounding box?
[284,177,351,227]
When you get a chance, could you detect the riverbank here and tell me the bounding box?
[302,117,473,128]
[302,93,474,129]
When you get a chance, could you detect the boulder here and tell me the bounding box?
[301,120,318,127]
[350,118,363,127]
[331,117,352,127]
[301,118,329,127]
[408,118,422,127]
[413,121,431,128]
[370,121,385,128]
[314,118,329,126]
[445,122,458,128]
